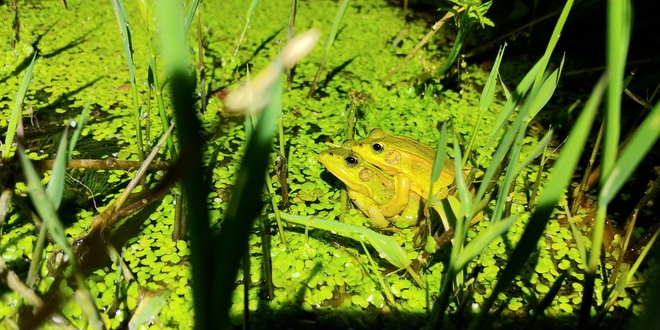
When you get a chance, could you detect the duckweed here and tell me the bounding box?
[0,0,654,328]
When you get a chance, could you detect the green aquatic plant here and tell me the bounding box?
[110,0,145,162]
[431,1,494,81]
[1,0,659,328]
[234,0,260,57]
[18,125,103,328]
[2,53,36,160]
[307,0,349,98]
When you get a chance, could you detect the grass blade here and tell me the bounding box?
[581,3,632,324]
[45,127,69,209]
[601,0,631,186]
[183,0,202,36]
[272,213,411,268]
[600,100,660,205]
[307,0,349,98]
[454,215,517,271]
[528,55,564,120]
[479,46,505,111]
[110,0,145,161]
[205,28,323,326]
[532,0,573,90]
[4,53,37,159]
[18,146,104,329]
[483,58,543,153]
[429,122,447,205]
[214,78,282,328]
[469,74,607,330]
[463,44,506,167]
[233,0,259,56]
[156,1,211,328]
[325,0,349,53]
[68,98,91,159]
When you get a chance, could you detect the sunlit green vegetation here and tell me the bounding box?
[1,0,658,329]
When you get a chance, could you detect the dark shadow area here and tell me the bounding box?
[31,76,105,124]
[0,22,98,84]
[0,20,59,85]
[319,56,358,92]
[236,27,286,76]
[41,25,100,60]
[229,291,606,330]
[295,261,323,305]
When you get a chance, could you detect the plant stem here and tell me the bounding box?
[197,10,207,113]
[382,6,463,85]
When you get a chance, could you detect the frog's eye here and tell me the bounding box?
[371,142,384,153]
[344,154,359,168]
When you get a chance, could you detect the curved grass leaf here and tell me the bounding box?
[110,0,135,81]
[531,0,573,90]
[452,138,471,237]
[490,124,525,224]
[273,213,411,269]
[601,0,631,186]
[600,100,660,205]
[214,77,283,328]
[582,4,633,323]
[480,42,507,108]
[4,53,37,159]
[463,44,506,167]
[513,129,553,175]
[453,215,517,272]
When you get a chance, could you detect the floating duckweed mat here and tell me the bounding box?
[0,0,654,329]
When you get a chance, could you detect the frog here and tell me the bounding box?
[351,128,457,218]
[319,140,423,228]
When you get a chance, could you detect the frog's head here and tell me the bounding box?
[319,141,375,197]
[351,129,403,173]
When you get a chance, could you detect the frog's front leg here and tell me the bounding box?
[349,191,390,228]
[380,174,411,217]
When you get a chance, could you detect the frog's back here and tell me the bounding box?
[385,135,455,175]
[383,135,437,161]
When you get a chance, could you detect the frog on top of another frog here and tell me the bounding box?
[351,128,458,218]
[319,140,423,229]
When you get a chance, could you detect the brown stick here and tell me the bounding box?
[382,6,464,85]
[33,159,169,172]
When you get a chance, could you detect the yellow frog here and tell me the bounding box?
[351,128,457,217]
[319,140,423,228]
